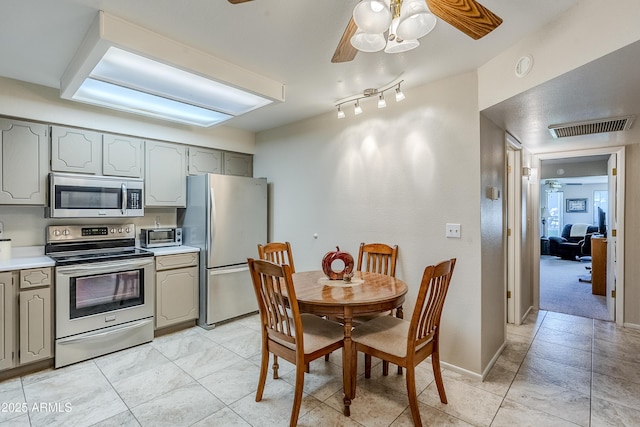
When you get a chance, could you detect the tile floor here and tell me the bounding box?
[1,310,640,426]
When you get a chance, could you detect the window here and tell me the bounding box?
[546,191,563,237]
[593,190,608,223]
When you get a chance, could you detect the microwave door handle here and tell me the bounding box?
[121,183,127,214]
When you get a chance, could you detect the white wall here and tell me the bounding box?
[255,72,489,374]
[478,0,640,110]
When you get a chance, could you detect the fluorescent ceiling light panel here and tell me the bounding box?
[61,11,284,127]
[75,78,232,127]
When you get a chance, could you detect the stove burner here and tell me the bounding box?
[45,223,153,266]
[47,247,153,266]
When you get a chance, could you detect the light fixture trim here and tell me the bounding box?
[60,11,285,127]
[334,78,405,119]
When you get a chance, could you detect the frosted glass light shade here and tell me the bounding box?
[353,0,392,34]
[397,0,437,40]
[351,29,386,52]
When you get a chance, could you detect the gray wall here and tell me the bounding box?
[255,72,504,375]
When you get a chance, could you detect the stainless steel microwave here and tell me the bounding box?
[140,227,182,248]
[47,173,144,218]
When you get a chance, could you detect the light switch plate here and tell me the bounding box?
[446,223,461,238]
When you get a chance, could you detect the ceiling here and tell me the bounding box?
[0,0,585,136]
[2,0,638,154]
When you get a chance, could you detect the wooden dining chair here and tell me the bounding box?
[257,241,297,376]
[351,258,457,426]
[354,242,400,375]
[257,241,296,273]
[248,258,344,427]
[357,242,398,278]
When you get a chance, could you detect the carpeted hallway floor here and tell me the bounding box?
[540,255,610,320]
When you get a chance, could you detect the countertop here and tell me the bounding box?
[0,246,55,272]
[142,245,200,256]
[0,245,200,272]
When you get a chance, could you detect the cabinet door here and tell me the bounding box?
[0,272,14,370]
[103,134,144,178]
[0,119,48,205]
[19,287,52,365]
[188,146,223,175]
[223,152,253,177]
[156,266,199,329]
[51,125,102,174]
[145,141,187,207]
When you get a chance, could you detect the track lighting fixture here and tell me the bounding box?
[335,79,404,119]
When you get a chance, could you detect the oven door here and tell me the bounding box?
[55,257,154,339]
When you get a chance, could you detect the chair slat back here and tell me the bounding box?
[248,258,301,348]
[410,259,456,349]
[258,242,296,273]
[357,243,398,277]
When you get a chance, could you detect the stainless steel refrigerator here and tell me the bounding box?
[178,174,267,328]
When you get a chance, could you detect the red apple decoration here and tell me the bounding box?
[322,246,354,280]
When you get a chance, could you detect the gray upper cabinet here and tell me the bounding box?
[188,146,223,175]
[103,134,144,178]
[0,119,48,205]
[223,152,253,177]
[145,141,187,207]
[50,125,102,174]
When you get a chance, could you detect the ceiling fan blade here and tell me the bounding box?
[331,17,359,63]
[228,0,253,4]
[427,0,503,40]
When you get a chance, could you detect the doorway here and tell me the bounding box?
[531,148,624,325]
[539,167,609,320]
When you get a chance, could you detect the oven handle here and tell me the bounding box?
[56,258,153,275]
[121,183,127,214]
[57,318,152,344]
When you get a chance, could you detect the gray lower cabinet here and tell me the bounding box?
[0,119,48,205]
[18,268,53,365]
[145,141,187,207]
[188,146,223,175]
[155,253,199,329]
[223,152,253,177]
[50,125,102,174]
[0,272,14,370]
[0,267,53,371]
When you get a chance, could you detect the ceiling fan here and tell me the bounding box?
[228,0,502,63]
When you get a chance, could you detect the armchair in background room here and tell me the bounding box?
[548,223,598,260]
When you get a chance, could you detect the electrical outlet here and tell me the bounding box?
[446,223,461,238]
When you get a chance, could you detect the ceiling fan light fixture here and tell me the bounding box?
[384,37,419,53]
[353,0,392,34]
[350,29,386,52]
[397,0,437,40]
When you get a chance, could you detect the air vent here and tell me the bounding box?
[549,115,635,139]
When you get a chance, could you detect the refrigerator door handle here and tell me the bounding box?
[210,265,249,275]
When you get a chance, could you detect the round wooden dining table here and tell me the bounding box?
[291,270,408,416]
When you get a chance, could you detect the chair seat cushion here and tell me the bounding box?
[352,315,431,358]
[271,313,344,354]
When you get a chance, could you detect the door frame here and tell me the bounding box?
[531,146,625,324]
[506,134,523,324]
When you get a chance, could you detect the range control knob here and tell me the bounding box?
[53,229,61,236]
[118,228,123,233]
[62,229,70,236]
[125,227,131,234]
[110,228,116,234]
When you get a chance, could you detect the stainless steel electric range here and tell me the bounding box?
[45,224,154,368]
